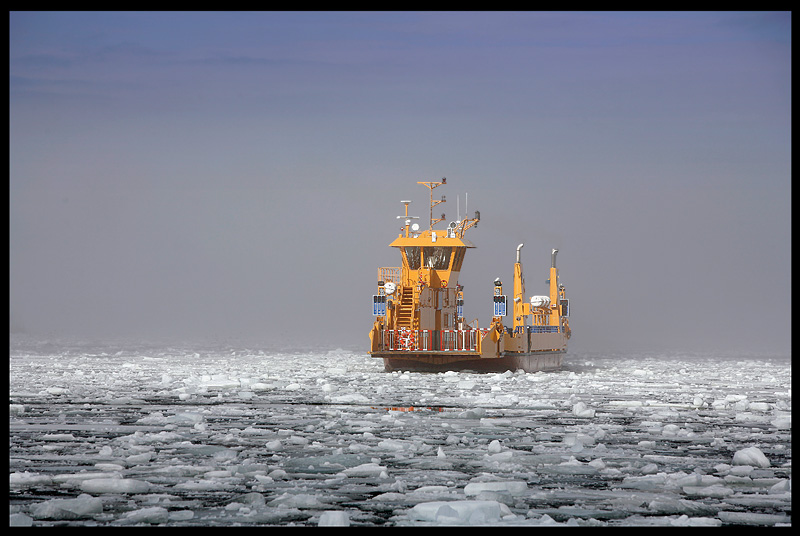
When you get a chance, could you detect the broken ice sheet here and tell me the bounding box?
[9,340,792,526]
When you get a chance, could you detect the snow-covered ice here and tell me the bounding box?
[9,336,791,526]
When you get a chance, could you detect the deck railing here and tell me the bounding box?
[381,329,488,352]
[378,267,401,284]
[528,325,560,333]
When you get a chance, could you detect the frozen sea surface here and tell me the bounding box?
[9,336,791,526]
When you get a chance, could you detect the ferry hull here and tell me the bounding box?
[380,351,564,373]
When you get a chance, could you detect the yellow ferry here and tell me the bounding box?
[369,178,571,372]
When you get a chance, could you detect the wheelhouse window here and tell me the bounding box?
[423,246,452,270]
[451,247,466,271]
[403,247,421,270]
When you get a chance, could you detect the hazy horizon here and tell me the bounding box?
[10,11,791,355]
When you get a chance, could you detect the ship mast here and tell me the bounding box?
[417,178,447,231]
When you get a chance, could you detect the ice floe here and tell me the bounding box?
[9,339,792,526]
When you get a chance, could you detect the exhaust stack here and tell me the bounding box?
[551,248,558,268]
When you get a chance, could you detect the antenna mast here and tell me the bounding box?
[417,177,447,230]
[396,200,419,238]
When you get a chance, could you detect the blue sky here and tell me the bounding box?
[9,11,791,353]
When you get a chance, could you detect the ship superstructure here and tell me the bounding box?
[368,178,571,372]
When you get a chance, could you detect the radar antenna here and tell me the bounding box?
[396,200,419,238]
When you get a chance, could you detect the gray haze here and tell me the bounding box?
[9,12,791,354]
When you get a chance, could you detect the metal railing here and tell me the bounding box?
[378,267,401,284]
[381,329,488,352]
[528,325,560,333]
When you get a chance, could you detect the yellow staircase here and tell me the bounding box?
[395,286,416,329]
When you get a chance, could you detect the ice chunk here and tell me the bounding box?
[318,510,350,526]
[127,451,154,464]
[540,458,599,476]
[9,512,34,526]
[771,415,791,429]
[673,473,722,487]
[717,511,791,526]
[135,411,167,424]
[268,493,327,509]
[572,401,595,418]
[80,477,151,494]
[122,506,169,524]
[95,463,125,472]
[620,474,668,491]
[769,479,790,494]
[562,433,595,447]
[330,393,370,404]
[168,510,195,521]
[378,438,417,451]
[662,424,681,436]
[413,485,450,495]
[464,481,527,496]
[409,500,514,524]
[670,515,721,526]
[31,494,103,520]
[640,463,659,475]
[342,463,388,478]
[457,408,486,419]
[42,433,76,441]
[170,412,204,425]
[608,400,643,407]
[268,469,287,479]
[432,503,461,523]
[732,447,770,468]
[682,485,734,498]
[486,450,514,461]
[728,465,753,476]
[588,458,606,470]
[203,469,233,479]
[10,471,53,487]
[369,492,408,502]
[174,479,236,491]
[648,498,720,516]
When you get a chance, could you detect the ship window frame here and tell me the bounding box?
[451,247,466,272]
[423,246,452,270]
[403,246,421,270]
